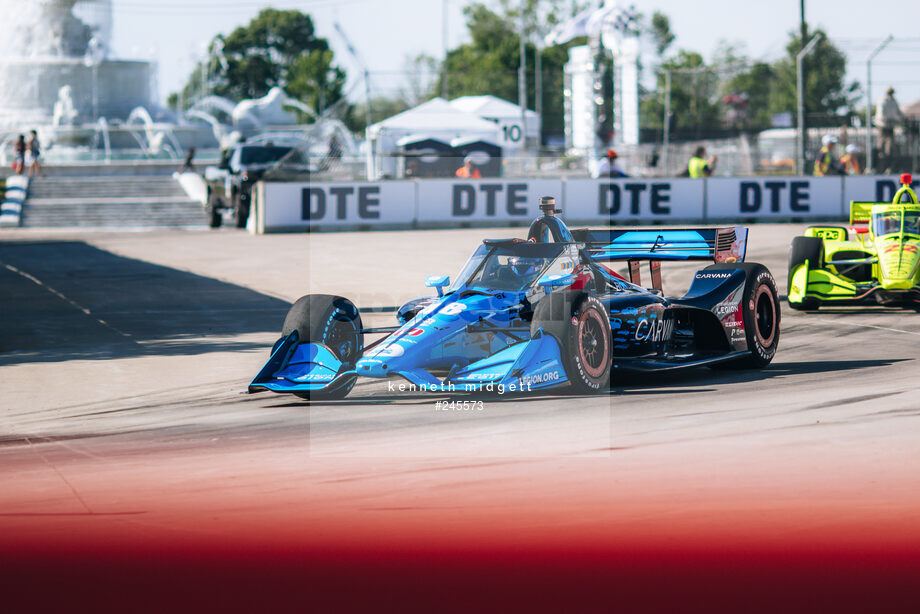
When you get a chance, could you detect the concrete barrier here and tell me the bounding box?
[251,174,916,233]
[0,176,30,228]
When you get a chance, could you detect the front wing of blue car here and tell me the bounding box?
[248,329,570,395]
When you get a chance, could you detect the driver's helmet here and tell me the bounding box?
[509,256,542,278]
[876,214,900,235]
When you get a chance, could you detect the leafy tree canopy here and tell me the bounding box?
[171,9,346,119]
[768,26,860,119]
[438,1,587,141]
[640,20,860,138]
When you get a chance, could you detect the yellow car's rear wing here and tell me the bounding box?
[849,202,874,226]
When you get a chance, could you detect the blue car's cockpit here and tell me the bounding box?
[447,242,579,293]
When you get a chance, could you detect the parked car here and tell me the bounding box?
[204,144,300,228]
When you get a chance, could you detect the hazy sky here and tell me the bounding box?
[110,0,920,108]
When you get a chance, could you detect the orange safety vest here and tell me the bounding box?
[840,153,861,175]
[456,166,481,179]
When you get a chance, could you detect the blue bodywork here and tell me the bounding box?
[251,274,570,395]
[249,215,758,398]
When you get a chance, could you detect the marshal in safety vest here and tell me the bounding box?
[688,156,709,178]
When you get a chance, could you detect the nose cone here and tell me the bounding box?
[877,239,920,286]
[356,341,409,377]
[356,357,389,377]
[354,293,506,378]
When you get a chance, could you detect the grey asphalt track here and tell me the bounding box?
[1,223,919,554]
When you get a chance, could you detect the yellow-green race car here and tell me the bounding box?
[788,173,920,310]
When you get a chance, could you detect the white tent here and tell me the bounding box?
[366,97,502,179]
[449,95,540,146]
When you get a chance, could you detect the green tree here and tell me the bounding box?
[768,26,860,122]
[637,14,859,140]
[344,96,412,134]
[640,50,724,138]
[649,10,675,56]
[725,61,776,130]
[172,9,346,117]
[437,2,585,141]
[286,48,347,116]
[401,53,440,107]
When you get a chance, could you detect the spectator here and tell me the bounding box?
[12,134,25,175]
[26,130,44,178]
[456,159,481,179]
[814,135,845,176]
[841,144,862,175]
[593,149,628,178]
[328,134,343,160]
[179,147,196,173]
[874,87,904,172]
[687,146,717,178]
[405,158,419,178]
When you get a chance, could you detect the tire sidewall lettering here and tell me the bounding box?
[745,271,778,362]
[566,296,610,390]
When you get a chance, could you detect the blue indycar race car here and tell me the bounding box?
[250,198,780,400]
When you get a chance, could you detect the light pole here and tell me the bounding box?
[662,69,671,174]
[535,37,542,147]
[796,33,821,175]
[866,35,893,173]
[799,0,807,171]
[518,0,527,149]
[442,0,449,99]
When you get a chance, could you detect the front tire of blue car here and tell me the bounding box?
[282,294,364,401]
[531,291,612,394]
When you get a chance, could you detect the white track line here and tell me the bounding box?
[2,261,133,340]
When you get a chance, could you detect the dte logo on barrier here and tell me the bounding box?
[452,183,529,216]
[302,186,381,220]
[598,183,671,215]
[875,178,920,202]
[738,181,809,213]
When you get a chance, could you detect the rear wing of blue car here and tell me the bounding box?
[572,227,748,263]
[571,226,748,290]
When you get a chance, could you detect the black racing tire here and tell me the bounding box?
[530,290,611,394]
[207,190,223,228]
[706,263,780,369]
[232,187,248,228]
[282,294,364,401]
[787,236,823,311]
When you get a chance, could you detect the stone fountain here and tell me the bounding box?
[0,1,354,166]
[0,0,153,130]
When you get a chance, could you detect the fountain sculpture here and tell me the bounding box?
[0,1,153,129]
[0,1,356,166]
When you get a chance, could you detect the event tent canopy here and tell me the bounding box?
[449,95,540,138]
[367,97,501,141]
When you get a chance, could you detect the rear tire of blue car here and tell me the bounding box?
[282,294,364,401]
[531,291,612,394]
[707,263,780,369]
